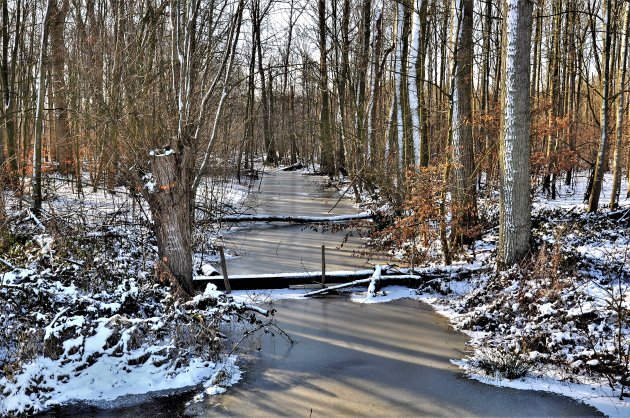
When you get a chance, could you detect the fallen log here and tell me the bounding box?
[303,264,491,297]
[216,211,374,224]
[279,162,305,171]
[194,264,491,291]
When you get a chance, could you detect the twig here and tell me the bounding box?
[44,307,70,340]
[0,256,15,270]
[240,303,269,317]
[27,209,46,231]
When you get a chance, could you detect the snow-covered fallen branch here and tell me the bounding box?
[302,264,489,297]
[0,256,15,270]
[26,209,46,230]
[215,211,374,224]
[303,278,372,297]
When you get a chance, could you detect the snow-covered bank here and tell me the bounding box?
[0,253,265,416]
[0,175,266,416]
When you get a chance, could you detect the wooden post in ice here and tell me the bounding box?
[321,245,326,287]
[219,246,232,293]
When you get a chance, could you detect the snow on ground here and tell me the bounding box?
[0,174,262,416]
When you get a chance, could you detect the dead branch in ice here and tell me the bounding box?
[303,278,373,297]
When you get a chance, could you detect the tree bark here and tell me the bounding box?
[49,0,72,175]
[33,0,53,213]
[253,0,275,165]
[0,0,21,183]
[450,0,478,244]
[610,1,629,209]
[149,151,195,296]
[318,0,334,176]
[498,0,533,268]
[587,0,612,213]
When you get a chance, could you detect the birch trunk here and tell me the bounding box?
[394,1,405,173]
[408,0,422,166]
[498,0,533,268]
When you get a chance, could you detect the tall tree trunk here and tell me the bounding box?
[49,0,72,175]
[393,1,408,174]
[610,1,629,208]
[318,0,334,175]
[587,0,612,213]
[367,9,384,164]
[334,0,350,174]
[408,0,426,167]
[565,2,578,186]
[543,0,562,199]
[498,0,533,268]
[480,0,492,180]
[33,0,53,213]
[356,0,371,167]
[1,0,21,184]
[253,0,274,165]
[450,0,477,244]
[280,0,296,165]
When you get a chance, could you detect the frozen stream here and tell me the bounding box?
[201,171,601,416]
[222,170,382,275]
[46,171,602,417]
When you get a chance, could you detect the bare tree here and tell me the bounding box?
[145,0,245,294]
[610,1,629,209]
